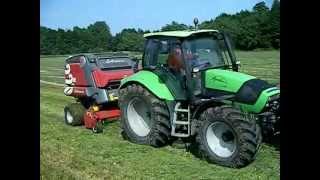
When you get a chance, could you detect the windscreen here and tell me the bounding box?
[97,57,133,70]
[182,36,231,70]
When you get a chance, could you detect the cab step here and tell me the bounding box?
[171,102,190,137]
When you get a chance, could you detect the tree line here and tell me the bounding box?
[40,0,279,55]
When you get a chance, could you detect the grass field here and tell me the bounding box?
[40,51,280,179]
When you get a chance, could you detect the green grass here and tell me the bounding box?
[40,51,280,179]
[236,51,280,85]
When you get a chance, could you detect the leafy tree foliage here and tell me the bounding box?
[269,0,280,48]
[40,22,112,54]
[161,21,190,31]
[112,28,145,51]
[199,1,280,50]
[40,1,280,54]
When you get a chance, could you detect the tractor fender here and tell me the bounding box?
[119,70,174,101]
[192,100,224,120]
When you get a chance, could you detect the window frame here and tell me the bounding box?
[142,37,180,69]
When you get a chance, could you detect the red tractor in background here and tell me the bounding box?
[63,53,137,133]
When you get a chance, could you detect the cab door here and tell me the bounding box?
[143,38,187,101]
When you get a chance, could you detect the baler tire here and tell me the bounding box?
[118,84,171,147]
[92,121,104,133]
[64,103,86,126]
[195,105,261,168]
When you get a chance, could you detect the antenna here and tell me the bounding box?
[193,18,199,30]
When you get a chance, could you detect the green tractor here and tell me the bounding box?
[118,23,280,168]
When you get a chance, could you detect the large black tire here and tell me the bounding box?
[64,103,86,126]
[195,106,262,168]
[118,84,171,147]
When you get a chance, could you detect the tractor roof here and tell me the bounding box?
[143,29,219,38]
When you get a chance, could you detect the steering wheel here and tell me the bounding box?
[192,60,211,70]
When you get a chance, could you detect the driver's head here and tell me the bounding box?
[167,45,183,71]
[173,45,182,57]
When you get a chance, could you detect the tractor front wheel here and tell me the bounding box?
[118,84,171,147]
[195,106,261,168]
[64,103,86,126]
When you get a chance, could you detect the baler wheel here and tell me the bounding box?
[92,121,104,133]
[64,103,86,126]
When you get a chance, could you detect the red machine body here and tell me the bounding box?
[83,108,120,129]
[64,53,136,131]
[67,63,88,86]
[92,69,133,88]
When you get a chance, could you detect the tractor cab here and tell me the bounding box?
[142,30,240,102]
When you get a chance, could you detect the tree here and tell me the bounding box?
[161,21,189,31]
[40,26,61,54]
[112,28,144,52]
[197,1,278,50]
[237,15,260,50]
[87,21,112,52]
[252,2,272,48]
[40,2,280,54]
[40,26,50,54]
[253,1,269,14]
[269,0,280,48]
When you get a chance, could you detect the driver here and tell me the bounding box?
[167,45,184,73]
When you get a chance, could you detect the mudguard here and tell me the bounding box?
[119,70,174,100]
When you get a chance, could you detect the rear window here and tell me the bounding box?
[97,57,133,70]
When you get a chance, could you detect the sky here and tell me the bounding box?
[40,0,273,35]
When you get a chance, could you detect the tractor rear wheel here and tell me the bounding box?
[118,84,171,147]
[195,106,261,168]
[64,103,86,126]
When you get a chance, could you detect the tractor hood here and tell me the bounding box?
[204,69,255,93]
[204,69,280,113]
